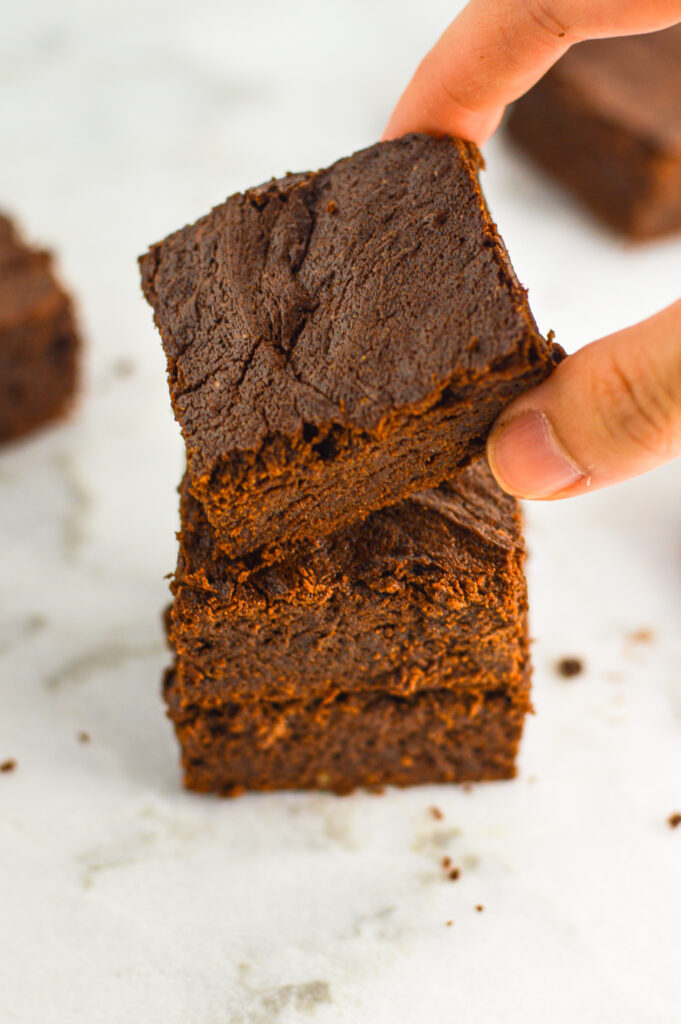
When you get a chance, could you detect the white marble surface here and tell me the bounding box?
[1,2,681,1020]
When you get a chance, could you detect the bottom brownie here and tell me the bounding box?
[164,664,530,796]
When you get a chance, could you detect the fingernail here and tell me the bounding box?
[488,410,585,498]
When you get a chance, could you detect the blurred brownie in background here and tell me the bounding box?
[0,215,79,442]
[507,26,681,240]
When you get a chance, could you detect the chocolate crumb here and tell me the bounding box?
[448,868,461,881]
[556,657,583,678]
[441,856,452,870]
[628,628,655,644]
[77,731,91,744]
[668,812,681,829]
[475,904,484,913]
[430,806,444,820]
[1,758,17,773]
[112,357,136,378]
[326,200,338,214]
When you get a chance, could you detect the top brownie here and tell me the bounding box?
[140,133,562,560]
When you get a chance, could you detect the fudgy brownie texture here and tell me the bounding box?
[169,461,530,702]
[164,662,530,795]
[140,133,562,561]
[507,26,681,240]
[0,215,79,442]
[163,460,533,795]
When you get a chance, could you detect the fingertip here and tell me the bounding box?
[487,409,586,500]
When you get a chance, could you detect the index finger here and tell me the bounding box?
[383,0,681,145]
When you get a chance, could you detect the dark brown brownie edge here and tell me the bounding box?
[196,359,562,564]
[164,665,531,796]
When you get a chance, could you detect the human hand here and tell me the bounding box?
[384,1,681,499]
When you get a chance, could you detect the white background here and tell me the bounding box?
[1,1,680,1021]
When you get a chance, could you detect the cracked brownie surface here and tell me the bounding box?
[140,133,562,560]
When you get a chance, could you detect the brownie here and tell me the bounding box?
[164,662,530,795]
[140,133,562,561]
[0,215,79,442]
[168,461,530,703]
[163,458,533,796]
[506,26,681,240]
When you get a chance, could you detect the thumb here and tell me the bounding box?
[487,299,681,499]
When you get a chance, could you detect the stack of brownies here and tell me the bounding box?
[140,134,562,795]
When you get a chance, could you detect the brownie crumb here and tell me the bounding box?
[430,806,444,821]
[475,904,484,913]
[0,758,17,773]
[77,731,91,744]
[668,812,681,829]
[556,657,583,678]
[446,920,453,927]
[326,200,338,214]
[441,856,452,870]
[112,357,136,378]
[448,868,461,881]
[628,628,655,645]
[368,785,385,796]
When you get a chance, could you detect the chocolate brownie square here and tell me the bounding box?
[0,215,79,442]
[163,460,532,795]
[168,461,529,703]
[164,663,530,795]
[140,133,562,561]
[507,26,681,239]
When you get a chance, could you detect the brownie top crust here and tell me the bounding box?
[550,26,681,151]
[140,133,557,479]
[0,215,69,328]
